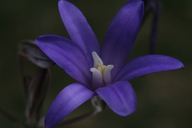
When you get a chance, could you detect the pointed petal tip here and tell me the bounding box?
[118,107,136,116]
[35,35,46,47]
[58,0,67,4]
[174,59,185,69]
[35,35,43,43]
[173,58,185,69]
[58,0,64,2]
[114,55,185,81]
[35,35,53,45]
[180,63,185,69]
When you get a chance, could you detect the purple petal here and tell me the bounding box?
[114,55,185,82]
[45,83,96,128]
[101,0,144,79]
[96,81,137,116]
[36,35,91,86]
[58,0,100,66]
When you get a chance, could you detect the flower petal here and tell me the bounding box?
[36,35,91,86]
[114,55,185,82]
[96,81,137,116]
[101,0,144,78]
[45,83,96,128]
[58,0,100,66]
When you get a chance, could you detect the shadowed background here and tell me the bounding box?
[0,0,192,127]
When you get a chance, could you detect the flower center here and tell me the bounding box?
[90,51,114,90]
[96,63,107,75]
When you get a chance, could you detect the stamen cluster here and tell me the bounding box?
[90,51,114,90]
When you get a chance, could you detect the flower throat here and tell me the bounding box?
[90,52,114,90]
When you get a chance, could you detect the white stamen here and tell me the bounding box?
[104,65,114,85]
[90,51,114,89]
[92,51,103,68]
[90,68,103,90]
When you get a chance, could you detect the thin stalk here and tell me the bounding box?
[56,110,98,127]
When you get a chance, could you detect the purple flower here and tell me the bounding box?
[36,0,184,127]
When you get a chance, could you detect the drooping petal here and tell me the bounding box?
[36,35,91,86]
[45,83,96,128]
[96,81,137,116]
[101,0,144,79]
[58,0,100,66]
[114,55,185,82]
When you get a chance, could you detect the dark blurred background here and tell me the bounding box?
[0,0,192,127]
